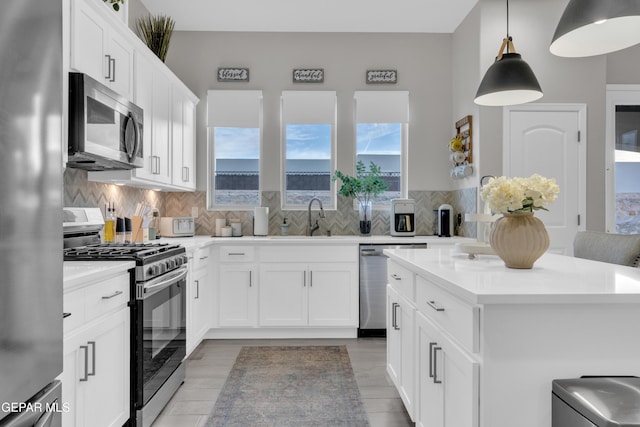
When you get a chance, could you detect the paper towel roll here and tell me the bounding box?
[253,207,269,236]
[215,218,227,236]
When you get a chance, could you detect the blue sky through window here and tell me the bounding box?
[357,123,401,155]
[286,124,331,159]
[214,127,260,159]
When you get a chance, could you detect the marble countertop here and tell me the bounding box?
[63,260,136,290]
[384,247,640,305]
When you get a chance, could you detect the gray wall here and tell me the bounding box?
[163,31,455,194]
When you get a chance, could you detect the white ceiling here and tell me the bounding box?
[140,0,479,33]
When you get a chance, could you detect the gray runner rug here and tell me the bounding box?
[203,345,370,427]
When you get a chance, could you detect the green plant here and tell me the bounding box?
[103,0,125,12]
[332,161,389,206]
[136,14,175,63]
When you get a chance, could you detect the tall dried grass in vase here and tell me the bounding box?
[136,15,175,63]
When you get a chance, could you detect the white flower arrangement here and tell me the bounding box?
[480,174,560,214]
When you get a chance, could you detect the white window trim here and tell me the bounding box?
[280,91,337,210]
[206,90,263,211]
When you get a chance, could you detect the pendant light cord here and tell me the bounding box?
[506,0,511,52]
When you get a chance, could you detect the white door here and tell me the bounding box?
[504,104,586,255]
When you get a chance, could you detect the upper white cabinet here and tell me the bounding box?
[171,86,197,190]
[70,0,133,99]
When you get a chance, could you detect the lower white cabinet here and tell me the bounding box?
[386,285,415,420]
[259,262,358,327]
[218,263,258,327]
[61,270,130,427]
[187,246,213,354]
[415,311,479,427]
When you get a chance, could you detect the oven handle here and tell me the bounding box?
[143,267,188,297]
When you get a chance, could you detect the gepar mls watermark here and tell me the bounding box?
[1,401,70,414]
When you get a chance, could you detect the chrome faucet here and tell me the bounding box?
[307,197,326,236]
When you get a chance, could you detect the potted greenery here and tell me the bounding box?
[333,161,389,235]
[136,14,175,63]
[103,0,125,12]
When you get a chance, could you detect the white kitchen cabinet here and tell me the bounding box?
[70,0,133,99]
[61,269,130,427]
[386,284,416,420]
[218,263,257,327]
[415,311,479,427]
[259,261,358,327]
[171,86,197,190]
[186,246,213,355]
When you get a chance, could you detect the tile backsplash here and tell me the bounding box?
[64,168,477,238]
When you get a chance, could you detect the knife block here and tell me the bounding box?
[131,216,144,242]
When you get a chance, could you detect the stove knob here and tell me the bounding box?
[183,255,189,265]
[158,263,166,274]
[175,257,183,266]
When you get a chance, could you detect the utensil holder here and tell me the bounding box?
[132,216,144,242]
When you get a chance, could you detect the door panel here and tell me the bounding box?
[505,106,586,255]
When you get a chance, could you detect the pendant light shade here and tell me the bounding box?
[474,1,543,107]
[550,0,640,57]
[474,51,543,106]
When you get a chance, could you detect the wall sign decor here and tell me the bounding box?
[293,69,324,83]
[366,70,397,84]
[217,68,250,82]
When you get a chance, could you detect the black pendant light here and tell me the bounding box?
[550,0,640,57]
[474,0,543,106]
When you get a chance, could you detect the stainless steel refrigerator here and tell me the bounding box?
[0,0,63,425]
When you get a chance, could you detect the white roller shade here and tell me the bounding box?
[207,90,262,127]
[354,91,409,123]
[281,91,336,124]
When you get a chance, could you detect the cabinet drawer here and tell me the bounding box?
[415,275,479,353]
[193,246,211,270]
[84,272,130,324]
[388,260,415,301]
[219,246,255,262]
[260,245,357,263]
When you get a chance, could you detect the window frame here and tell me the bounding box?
[280,91,337,211]
[353,91,410,210]
[206,90,263,211]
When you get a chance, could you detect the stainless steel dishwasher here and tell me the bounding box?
[359,243,427,336]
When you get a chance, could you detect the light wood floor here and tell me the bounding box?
[152,338,413,427]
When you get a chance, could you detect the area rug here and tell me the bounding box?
[203,346,370,427]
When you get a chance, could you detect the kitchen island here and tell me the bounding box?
[384,247,640,427]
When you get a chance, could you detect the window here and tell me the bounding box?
[354,91,409,206]
[281,91,337,209]
[207,90,262,209]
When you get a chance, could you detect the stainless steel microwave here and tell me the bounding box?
[67,72,143,171]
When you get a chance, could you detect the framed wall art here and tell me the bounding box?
[293,69,324,83]
[217,68,250,82]
[366,69,397,84]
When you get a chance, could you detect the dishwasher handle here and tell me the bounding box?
[360,248,386,257]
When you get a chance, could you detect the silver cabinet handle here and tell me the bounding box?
[63,312,71,319]
[183,166,189,182]
[151,156,161,174]
[199,256,209,260]
[101,290,123,299]
[433,346,442,384]
[228,252,246,256]
[303,271,306,287]
[392,302,400,330]
[194,279,200,299]
[391,273,402,281]
[104,54,112,80]
[110,57,116,82]
[87,341,96,377]
[429,342,437,379]
[79,345,89,381]
[310,270,313,287]
[427,300,445,312]
[249,271,252,287]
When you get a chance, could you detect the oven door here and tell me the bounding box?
[134,266,187,408]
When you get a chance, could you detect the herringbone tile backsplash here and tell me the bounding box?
[64,168,477,238]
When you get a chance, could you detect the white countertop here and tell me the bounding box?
[384,247,640,305]
[63,260,136,290]
[157,235,474,251]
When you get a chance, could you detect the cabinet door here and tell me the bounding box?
[415,311,479,427]
[386,285,401,388]
[171,88,196,189]
[133,51,155,181]
[107,28,134,100]
[62,308,130,427]
[259,263,307,326]
[151,71,172,184]
[71,0,108,82]
[398,295,415,419]
[188,267,210,352]
[218,263,256,327]
[308,262,358,327]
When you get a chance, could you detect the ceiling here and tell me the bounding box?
[140,0,479,33]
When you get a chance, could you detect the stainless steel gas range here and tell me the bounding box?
[64,212,188,427]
